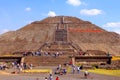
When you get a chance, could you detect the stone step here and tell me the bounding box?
[24,56,71,66]
[42,48,74,52]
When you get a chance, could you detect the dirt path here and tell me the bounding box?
[0,70,119,80]
[0,71,10,75]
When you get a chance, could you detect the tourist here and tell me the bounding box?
[55,76,60,80]
[49,74,53,80]
[56,52,59,57]
[54,68,60,75]
[44,52,48,56]
[63,68,67,74]
[84,70,89,79]
[23,63,27,69]
[29,63,33,69]
[79,65,83,70]
[45,77,48,80]
[77,66,80,74]
[58,64,61,70]
[69,60,72,65]
[72,66,75,74]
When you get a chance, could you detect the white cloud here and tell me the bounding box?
[80,9,102,16]
[47,11,56,17]
[103,22,120,28]
[102,22,120,34]
[0,29,10,34]
[25,7,31,12]
[114,30,120,34]
[66,0,82,6]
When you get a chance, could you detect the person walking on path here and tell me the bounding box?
[49,74,53,80]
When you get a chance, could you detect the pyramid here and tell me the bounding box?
[0,16,120,55]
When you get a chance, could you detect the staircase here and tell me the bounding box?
[24,56,70,66]
[24,17,83,66]
[38,24,79,56]
[55,29,67,42]
[41,42,75,55]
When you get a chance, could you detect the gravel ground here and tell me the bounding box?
[0,71,120,80]
[0,66,120,80]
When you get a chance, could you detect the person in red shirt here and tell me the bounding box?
[55,76,60,80]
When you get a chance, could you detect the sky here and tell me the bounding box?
[0,0,120,34]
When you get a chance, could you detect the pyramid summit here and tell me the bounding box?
[0,16,120,55]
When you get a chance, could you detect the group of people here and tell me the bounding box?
[46,64,89,80]
[11,61,33,74]
[22,51,64,58]
[54,64,67,75]
[72,65,83,74]
[72,65,89,78]
[22,51,42,56]
[44,74,60,80]
[43,51,64,57]
[0,62,7,70]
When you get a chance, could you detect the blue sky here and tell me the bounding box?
[0,0,120,34]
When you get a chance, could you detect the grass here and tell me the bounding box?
[88,69,120,77]
[112,56,120,61]
[22,69,52,73]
